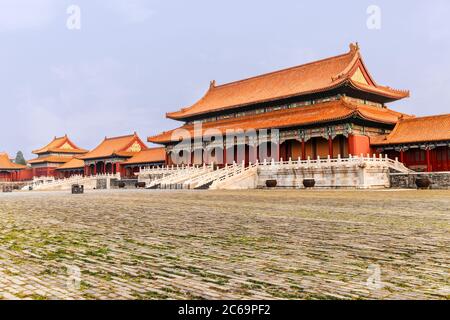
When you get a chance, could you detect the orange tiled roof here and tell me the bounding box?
[149,97,410,144]
[0,153,27,170]
[167,43,409,120]
[80,133,148,160]
[123,148,166,165]
[27,155,73,165]
[371,114,450,145]
[56,158,85,170]
[32,135,88,155]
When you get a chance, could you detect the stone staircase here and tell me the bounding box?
[384,158,414,173]
[182,164,238,189]
[210,163,259,190]
[159,165,213,189]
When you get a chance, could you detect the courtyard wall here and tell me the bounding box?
[390,172,450,189]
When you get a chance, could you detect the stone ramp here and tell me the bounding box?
[28,174,120,191]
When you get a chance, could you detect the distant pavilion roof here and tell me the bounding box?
[149,97,411,144]
[27,155,73,165]
[371,114,450,145]
[167,43,409,121]
[56,158,85,170]
[0,153,27,171]
[32,135,88,155]
[80,133,148,160]
[123,148,166,165]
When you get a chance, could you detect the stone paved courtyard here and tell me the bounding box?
[0,189,449,300]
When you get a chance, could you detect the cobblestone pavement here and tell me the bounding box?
[0,189,449,300]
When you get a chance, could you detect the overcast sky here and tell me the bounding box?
[1,0,449,158]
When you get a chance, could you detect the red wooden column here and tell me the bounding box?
[400,149,405,163]
[446,145,450,171]
[94,162,97,175]
[222,146,227,166]
[426,148,432,172]
[301,139,306,160]
[328,136,333,158]
[164,152,169,167]
[347,134,354,156]
[274,132,280,162]
[276,143,280,162]
[251,140,258,164]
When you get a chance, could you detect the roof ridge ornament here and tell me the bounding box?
[349,42,359,52]
[210,80,216,88]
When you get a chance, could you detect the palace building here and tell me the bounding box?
[121,147,166,177]
[79,133,149,176]
[0,152,27,182]
[28,135,88,178]
[371,114,450,172]
[148,43,449,173]
[12,133,166,182]
[55,157,85,178]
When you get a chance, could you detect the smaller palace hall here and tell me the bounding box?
[1,133,165,183]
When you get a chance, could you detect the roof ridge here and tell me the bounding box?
[213,49,354,90]
[166,43,409,121]
[167,47,355,118]
[400,113,450,122]
[105,134,135,140]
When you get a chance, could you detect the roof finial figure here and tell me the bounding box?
[349,42,359,52]
[210,80,216,88]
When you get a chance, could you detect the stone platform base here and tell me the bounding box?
[256,164,390,189]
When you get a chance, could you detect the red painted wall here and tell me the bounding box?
[348,135,371,156]
[0,169,34,182]
[18,169,34,181]
[382,147,449,172]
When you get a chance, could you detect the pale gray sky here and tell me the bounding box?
[1,0,449,158]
